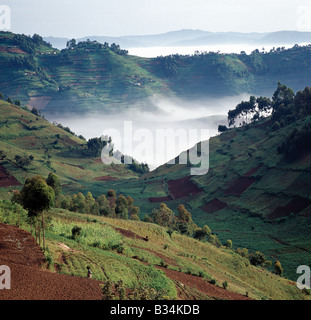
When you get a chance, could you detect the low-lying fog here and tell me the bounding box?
[128,43,308,58]
[46,94,251,169]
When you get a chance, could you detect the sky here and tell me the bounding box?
[2,0,311,38]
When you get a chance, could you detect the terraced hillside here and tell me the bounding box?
[0,99,140,200]
[0,206,308,300]
[91,85,311,281]
[1,31,311,114]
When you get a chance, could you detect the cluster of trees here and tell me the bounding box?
[235,247,283,275]
[13,34,37,54]
[54,122,85,140]
[10,55,37,69]
[58,189,140,221]
[227,95,272,127]
[272,84,311,128]
[0,92,21,106]
[12,33,51,55]
[277,121,311,161]
[226,83,311,133]
[14,155,34,168]
[12,171,285,276]
[150,202,220,245]
[65,38,128,55]
[85,136,149,176]
[86,137,109,157]
[157,55,178,76]
[109,43,128,56]
[126,161,150,175]
[10,54,50,82]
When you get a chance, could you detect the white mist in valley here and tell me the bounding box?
[46,94,251,169]
[128,43,309,58]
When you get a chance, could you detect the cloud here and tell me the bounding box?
[45,94,248,168]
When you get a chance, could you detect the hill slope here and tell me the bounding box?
[91,85,311,281]
[0,99,140,200]
[0,207,307,300]
[2,31,311,114]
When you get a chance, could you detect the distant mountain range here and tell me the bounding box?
[44,29,311,49]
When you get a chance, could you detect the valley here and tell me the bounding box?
[1,31,311,300]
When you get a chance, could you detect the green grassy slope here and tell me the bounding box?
[109,115,311,281]
[0,100,140,200]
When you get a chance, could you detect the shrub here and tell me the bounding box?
[218,125,228,132]
[225,239,233,249]
[222,281,228,289]
[71,225,82,239]
[274,260,283,276]
[249,251,266,266]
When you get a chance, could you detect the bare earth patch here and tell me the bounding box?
[0,224,104,300]
[0,165,21,188]
[267,196,311,220]
[168,176,202,199]
[224,177,256,196]
[201,198,227,214]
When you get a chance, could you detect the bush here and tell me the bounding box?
[225,239,233,249]
[218,125,228,133]
[274,260,283,276]
[249,251,266,266]
[272,121,281,131]
[277,122,311,161]
[222,281,228,289]
[71,225,82,239]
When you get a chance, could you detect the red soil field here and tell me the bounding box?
[114,227,148,241]
[20,118,31,124]
[93,176,118,181]
[13,135,37,147]
[0,47,26,54]
[201,198,227,214]
[0,165,21,188]
[267,196,311,220]
[0,224,104,300]
[158,266,252,301]
[244,165,263,177]
[0,223,252,301]
[168,176,202,199]
[224,176,256,196]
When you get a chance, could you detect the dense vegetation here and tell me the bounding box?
[226,83,311,162]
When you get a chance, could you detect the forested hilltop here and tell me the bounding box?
[1,31,311,113]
